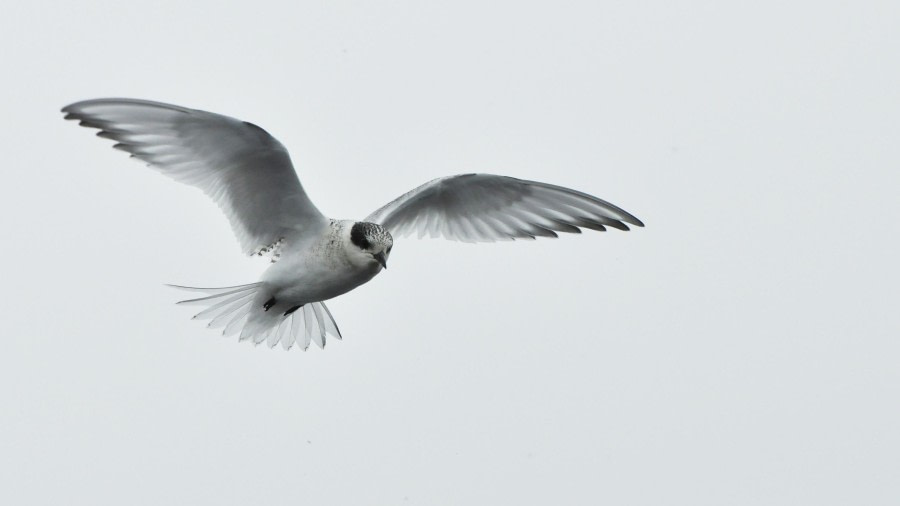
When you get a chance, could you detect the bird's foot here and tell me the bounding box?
[284,304,303,316]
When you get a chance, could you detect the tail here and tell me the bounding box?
[167,283,342,351]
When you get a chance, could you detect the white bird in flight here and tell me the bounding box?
[62,98,643,351]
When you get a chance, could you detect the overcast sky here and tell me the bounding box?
[2,1,899,505]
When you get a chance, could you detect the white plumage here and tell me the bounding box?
[63,98,643,350]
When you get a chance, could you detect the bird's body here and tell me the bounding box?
[259,219,384,310]
[63,98,642,350]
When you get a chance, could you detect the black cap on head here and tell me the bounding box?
[350,222,373,250]
[350,221,393,252]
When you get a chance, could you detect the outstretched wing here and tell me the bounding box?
[62,98,328,255]
[365,173,643,242]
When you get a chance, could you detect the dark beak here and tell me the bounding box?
[374,251,388,270]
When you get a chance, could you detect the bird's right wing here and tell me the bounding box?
[365,173,643,242]
[62,98,328,255]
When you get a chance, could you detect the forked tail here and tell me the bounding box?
[167,283,342,350]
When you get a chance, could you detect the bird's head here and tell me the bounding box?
[349,221,393,270]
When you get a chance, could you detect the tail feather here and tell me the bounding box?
[319,303,343,340]
[192,290,254,321]
[300,306,313,350]
[169,284,342,351]
[167,284,259,295]
[254,323,272,346]
[208,297,253,329]
[269,317,291,349]
[311,304,327,349]
[304,305,319,349]
[281,316,297,350]
[171,284,262,306]
[224,309,250,337]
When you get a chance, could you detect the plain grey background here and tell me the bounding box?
[2,1,898,504]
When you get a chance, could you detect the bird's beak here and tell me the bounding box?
[374,251,388,270]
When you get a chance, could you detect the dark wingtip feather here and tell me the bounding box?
[603,220,631,231]
[77,119,108,129]
[529,225,558,238]
[548,219,582,234]
[579,221,607,232]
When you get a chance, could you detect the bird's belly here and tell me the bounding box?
[262,254,380,304]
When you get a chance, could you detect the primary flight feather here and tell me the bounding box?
[62,98,643,350]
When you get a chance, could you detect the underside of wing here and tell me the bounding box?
[366,173,643,242]
[62,98,328,254]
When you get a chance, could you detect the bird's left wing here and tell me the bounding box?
[365,173,643,242]
[62,98,328,255]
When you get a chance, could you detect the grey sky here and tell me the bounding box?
[2,1,898,505]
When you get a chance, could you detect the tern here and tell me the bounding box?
[62,98,643,351]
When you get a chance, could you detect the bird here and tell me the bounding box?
[62,98,643,351]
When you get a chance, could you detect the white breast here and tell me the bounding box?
[261,219,382,304]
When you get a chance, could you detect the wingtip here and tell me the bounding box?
[617,214,645,228]
[61,100,90,115]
